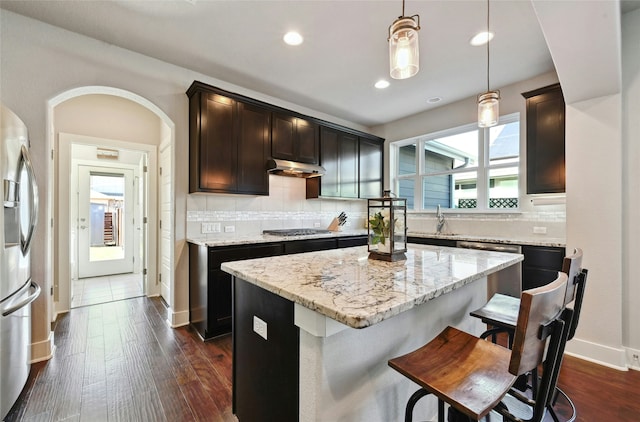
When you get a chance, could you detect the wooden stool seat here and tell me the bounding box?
[389,326,515,420]
[469,293,519,328]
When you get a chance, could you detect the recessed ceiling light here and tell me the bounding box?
[375,80,390,89]
[283,31,303,46]
[427,96,442,104]
[470,31,494,46]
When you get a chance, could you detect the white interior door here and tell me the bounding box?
[78,165,134,278]
[159,144,172,303]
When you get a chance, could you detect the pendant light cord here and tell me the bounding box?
[486,0,490,92]
[402,0,405,17]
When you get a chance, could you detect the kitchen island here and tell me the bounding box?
[221,244,523,422]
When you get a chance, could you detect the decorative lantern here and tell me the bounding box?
[368,191,407,261]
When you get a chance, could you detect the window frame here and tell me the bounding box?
[391,112,520,213]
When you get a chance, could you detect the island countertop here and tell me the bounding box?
[221,244,523,329]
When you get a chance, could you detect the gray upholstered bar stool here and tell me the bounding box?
[388,273,571,422]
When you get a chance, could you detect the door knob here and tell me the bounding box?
[80,225,87,230]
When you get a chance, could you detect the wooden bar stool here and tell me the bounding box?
[388,273,570,422]
[470,248,583,347]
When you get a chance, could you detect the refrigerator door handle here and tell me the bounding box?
[1,280,40,317]
[19,144,39,255]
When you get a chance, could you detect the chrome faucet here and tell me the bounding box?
[436,204,445,234]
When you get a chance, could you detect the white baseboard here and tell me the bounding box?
[565,337,628,370]
[31,332,55,363]
[167,308,190,328]
[625,347,640,371]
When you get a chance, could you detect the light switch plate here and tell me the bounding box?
[253,316,268,340]
[533,226,547,234]
[224,225,235,233]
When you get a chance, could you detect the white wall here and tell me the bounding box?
[564,95,626,368]
[621,8,640,367]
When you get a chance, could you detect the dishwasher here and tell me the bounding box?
[456,241,522,298]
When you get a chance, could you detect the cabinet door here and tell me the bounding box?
[296,118,319,164]
[211,269,233,332]
[521,245,565,290]
[196,93,237,192]
[271,114,319,164]
[319,126,341,197]
[339,132,359,198]
[524,84,565,194]
[271,113,296,162]
[236,102,271,195]
[359,138,383,198]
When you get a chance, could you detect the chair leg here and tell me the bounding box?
[405,388,431,422]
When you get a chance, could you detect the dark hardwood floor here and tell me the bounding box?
[5,297,236,422]
[5,296,640,421]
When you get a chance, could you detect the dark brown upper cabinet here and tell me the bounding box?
[309,126,358,198]
[306,127,383,199]
[188,83,270,195]
[359,137,383,198]
[522,83,566,194]
[271,113,319,164]
[187,81,383,197]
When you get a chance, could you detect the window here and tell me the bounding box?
[392,113,519,211]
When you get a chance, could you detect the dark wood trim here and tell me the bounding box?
[521,82,562,99]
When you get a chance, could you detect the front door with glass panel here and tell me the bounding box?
[78,166,134,278]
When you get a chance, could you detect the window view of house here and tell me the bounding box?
[394,115,519,211]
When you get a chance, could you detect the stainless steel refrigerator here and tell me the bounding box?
[0,103,41,419]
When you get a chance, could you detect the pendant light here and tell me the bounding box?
[388,0,420,80]
[477,0,500,127]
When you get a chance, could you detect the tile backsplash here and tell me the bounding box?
[186,175,566,241]
[186,175,367,240]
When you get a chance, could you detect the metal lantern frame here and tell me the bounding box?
[367,195,407,262]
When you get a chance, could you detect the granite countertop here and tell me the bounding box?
[188,229,564,248]
[221,244,523,329]
[408,231,566,248]
[187,229,368,247]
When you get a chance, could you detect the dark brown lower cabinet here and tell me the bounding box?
[189,242,283,339]
[521,245,566,290]
[232,278,299,422]
[189,236,366,340]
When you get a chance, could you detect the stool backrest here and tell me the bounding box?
[508,272,568,377]
[561,248,583,307]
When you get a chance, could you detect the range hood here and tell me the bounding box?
[266,159,325,178]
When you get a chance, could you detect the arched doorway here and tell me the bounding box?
[46,87,175,317]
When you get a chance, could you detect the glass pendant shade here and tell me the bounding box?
[389,16,420,80]
[478,91,500,128]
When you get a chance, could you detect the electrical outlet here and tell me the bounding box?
[314,222,321,228]
[253,316,268,340]
[201,223,221,233]
[224,225,235,233]
[533,226,547,234]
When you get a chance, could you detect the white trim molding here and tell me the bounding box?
[31,332,55,363]
[565,337,628,371]
[167,309,190,328]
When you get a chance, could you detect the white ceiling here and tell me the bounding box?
[0,1,635,127]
